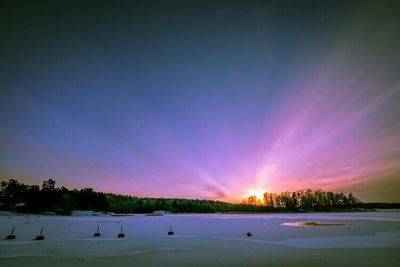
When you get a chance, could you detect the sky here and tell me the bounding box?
[1,0,399,202]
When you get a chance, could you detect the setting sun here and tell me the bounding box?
[244,188,267,203]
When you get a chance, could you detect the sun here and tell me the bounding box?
[245,188,267,202]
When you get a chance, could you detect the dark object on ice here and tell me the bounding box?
[246,232,252,237]
[118,226,125,238]
[168,226,174,235]
[94,225,101,237]
[6,226,16,240]
[35,227,45,240]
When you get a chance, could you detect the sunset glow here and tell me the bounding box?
[244,189,268,203]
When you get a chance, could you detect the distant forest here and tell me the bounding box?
[0,179,397,215]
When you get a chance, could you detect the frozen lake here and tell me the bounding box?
[1,210,400,266]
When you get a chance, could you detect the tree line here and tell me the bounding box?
[0,178,371,215]
[243,189,361,210]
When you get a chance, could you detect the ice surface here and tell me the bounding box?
[1,210,399,266]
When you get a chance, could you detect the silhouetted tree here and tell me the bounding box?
[0,179,367,214]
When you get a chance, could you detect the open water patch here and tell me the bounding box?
[281,221,351,227]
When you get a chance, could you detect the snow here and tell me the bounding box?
[1,210,399,266]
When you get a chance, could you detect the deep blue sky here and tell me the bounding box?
[1,0,399,202]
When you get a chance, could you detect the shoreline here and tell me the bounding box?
[2,207,398,218]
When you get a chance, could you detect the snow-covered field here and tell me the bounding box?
[1,210,400,266]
